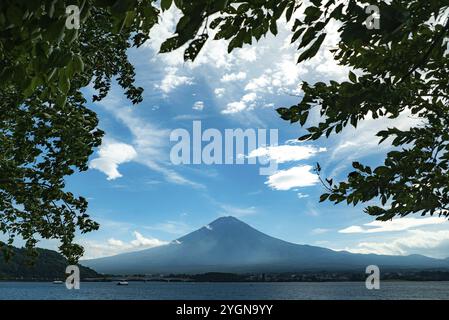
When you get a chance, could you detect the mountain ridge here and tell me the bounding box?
[0,246,100,280]
[83,216,449,275]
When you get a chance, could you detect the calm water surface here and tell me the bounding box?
[0,281,448,300]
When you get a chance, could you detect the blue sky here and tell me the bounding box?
[14,8,449,259]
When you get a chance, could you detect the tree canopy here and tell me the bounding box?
[1,0,448,261]
[0,0,158,262]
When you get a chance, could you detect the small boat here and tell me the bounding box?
[53,280,63,284]
[117,281,129,286]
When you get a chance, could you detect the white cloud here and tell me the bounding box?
[254,142,325,192]
[336,217,449,258]
[143,6,349,119]
[90,141,137,180]
[222,101,247,114]
[220,71,247,82]
[270,53,308,88]
[81,231,168,259]
[242,92,257,103]
[249,145,326,164]
[144,8,185,66]
[214,88,225,97]
[130,231,166,247]
[235,47,257,62]
[192,39,234,69]
[156,67,193,93]
[244,73,272,92]
[339,225,365,234]
[297,192,309,199]
[221,92,258,114]
[265,165,319,190]
[94,94,203,188]
[339,217,447,234]
[339,229,449,259]
[193,100,205,111]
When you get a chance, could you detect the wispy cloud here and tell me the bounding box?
[92,93,203,188]
[337,229,449,259]
[172,114,205,121]
[339,217,447,234]
[327,111,424,179]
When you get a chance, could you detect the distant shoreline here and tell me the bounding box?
[4,274,449,286]
[4,269,449,283]
[2,279,449,283]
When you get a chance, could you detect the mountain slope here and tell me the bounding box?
[83,216,449,275]
[0,246,100,280]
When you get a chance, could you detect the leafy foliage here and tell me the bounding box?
[163,0,449,221]
[0,0,158,262]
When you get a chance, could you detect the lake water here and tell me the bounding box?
[0,281,448,300]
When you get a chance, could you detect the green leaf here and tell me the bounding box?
[58,69,70,94]
[184,34,208,61]
[270,20,278,36]
[320,193,330,202]
[349,71,357,83]
[161,0,173,11]
[160,36,180,53]
[298,33,326,63]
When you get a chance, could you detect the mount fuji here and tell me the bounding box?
[83,216,449,275]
